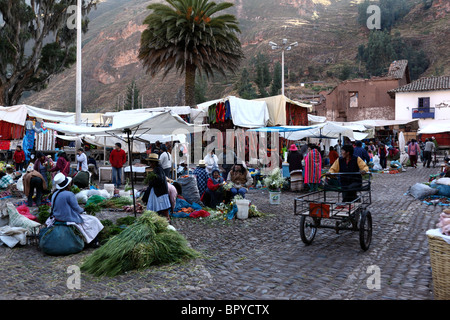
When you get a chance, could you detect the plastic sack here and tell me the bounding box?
[76,190,90,204]
[87,189,101,197]
[408,183,438,200]
[0,226,28,248]
[176,176,201,205]
[39,222,84,256]
[6,203,40,234]
[98,189,112,199]
[431,180,450,197]
[86,195,106,206]
[436,178,450,186]
[16,204,39,222]
[16,176,24,192]
[372,155,382,171]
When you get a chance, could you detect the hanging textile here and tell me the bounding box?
[208,104,217,124]
[0,140,10,150]
[216,102,226,123]
[23,130,35,162]
[36,129,55,151]
[225,100,232,120]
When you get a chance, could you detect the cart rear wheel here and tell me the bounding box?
[300,216,319,245]
[359,210,372,251]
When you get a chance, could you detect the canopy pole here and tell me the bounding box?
[125,129,137,217]
[104,136,106,165]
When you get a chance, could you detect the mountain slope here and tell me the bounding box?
[22,0,449,112]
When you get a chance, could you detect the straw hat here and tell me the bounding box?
[198,160,206,167]
[146,153,159,162]
[54,173,72,190]
[289,144,298,151]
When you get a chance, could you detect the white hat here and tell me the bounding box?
[54,173,72,190]
[198,160,206,167]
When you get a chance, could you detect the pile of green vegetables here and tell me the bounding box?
[83,196,134,215]
[97,216,137,245]
[81,211,200,277]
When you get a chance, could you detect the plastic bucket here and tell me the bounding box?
[269,191,281,205]
[235,199,250,220]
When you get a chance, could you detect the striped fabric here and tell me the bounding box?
[304,149,322,184]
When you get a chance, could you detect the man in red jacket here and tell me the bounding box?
[109,142,127,188]
[13,146,26,172]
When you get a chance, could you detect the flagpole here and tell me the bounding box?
[76,0,82,126]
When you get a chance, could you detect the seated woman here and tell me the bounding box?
[142,153,171,222]
[226,163,253,198]
[48,173,104,247]
[205,168,225,208]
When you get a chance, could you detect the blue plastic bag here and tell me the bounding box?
[39,222,84,256]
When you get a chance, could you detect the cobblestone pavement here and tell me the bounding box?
[0,166,443,300]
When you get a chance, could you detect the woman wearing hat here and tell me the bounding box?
[287,144,303,192]
[142,154,171,221]
[48,173,104,247]
[193,160,209,199]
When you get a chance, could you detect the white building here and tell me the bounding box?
[388,76,450,146]
[389,76,450,126]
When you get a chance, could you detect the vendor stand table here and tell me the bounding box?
[124,165,148,182]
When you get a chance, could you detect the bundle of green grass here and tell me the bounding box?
[81,211,199,277]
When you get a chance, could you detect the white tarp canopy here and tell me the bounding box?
[418,120,450,134]
[44,111,203,137]
[0,105,93,125]
[196,96,270,128]
[0,105,28,125]
[352,119,419,128]
[308,114,327,124]
[26,105,76,124]
[279,122,365,141]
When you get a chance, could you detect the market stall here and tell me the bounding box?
[44,111,206,216]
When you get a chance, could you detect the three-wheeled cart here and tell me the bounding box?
[294,172,372,251]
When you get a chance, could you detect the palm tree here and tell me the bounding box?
[138,0,244,106]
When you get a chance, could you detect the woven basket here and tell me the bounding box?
[427,234,450,300]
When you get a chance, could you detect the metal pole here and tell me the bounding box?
[281,49,285,97]
[75,0,82,151]
[76,0,82,126]
[125,129,137,217]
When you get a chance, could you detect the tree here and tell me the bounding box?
[235,68,257,100]
[124,80,140,110]
[0,0,97,106]
[138,0,244,107]
[270,62,282,96]
[195,72,208,104]
[360,30,395,77]
[358,30,430,80]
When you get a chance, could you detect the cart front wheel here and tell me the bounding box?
[300,216,320,245]
[359,210,372,251]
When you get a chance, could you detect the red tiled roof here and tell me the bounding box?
[389,76,450,93]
